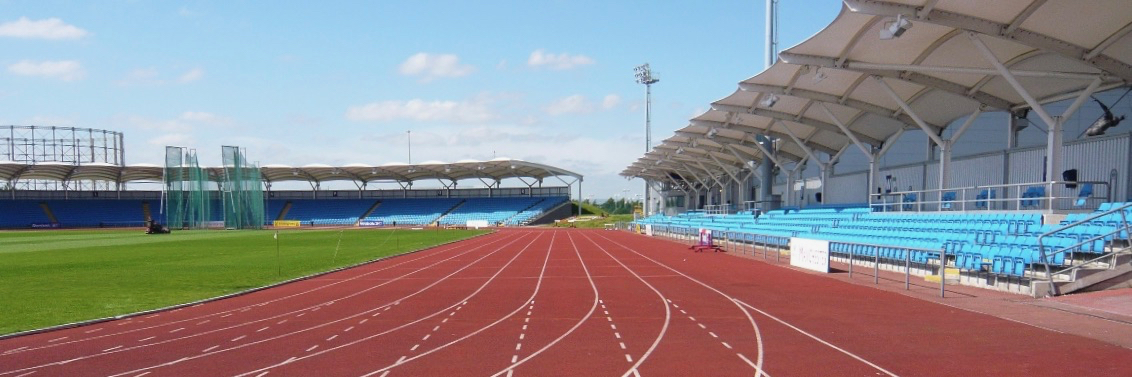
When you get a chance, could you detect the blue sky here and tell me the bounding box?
[0,0,844,198]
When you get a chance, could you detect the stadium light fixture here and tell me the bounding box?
[760,93,778,108]
[879,14,912,40]
[812,67,827,83]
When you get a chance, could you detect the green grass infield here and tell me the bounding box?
[0,227,486,335]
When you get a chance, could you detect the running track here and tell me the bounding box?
[2,229,1130,376]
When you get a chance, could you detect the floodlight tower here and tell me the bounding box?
[760,0,779,207]
[635,63,659,216]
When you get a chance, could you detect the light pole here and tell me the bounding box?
[635,63,659,216]
[407,130,412,164]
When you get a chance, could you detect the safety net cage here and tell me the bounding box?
[221,145,265,230]
[163,146,212,229]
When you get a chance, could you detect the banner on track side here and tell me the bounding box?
[274,220,301,228]
[789,237,830,273]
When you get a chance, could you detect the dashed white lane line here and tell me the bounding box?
[510,355,518,363]
[5,346,28,354]
[306,345,319,352]
[276,320,287,325]
[47,337,67,343]
[709,332,718,338]
[614,332,621,339]
[138,336,155,342]
[378,371,390,377]
[610,324,617,330]
[698,323,706,329]
[84,328,102,334]
[422,334,431,341]
[441,318,449,323]
[625,354,634,362]
[344,326,355,332]
[257,327,270,332]
[134,372,150,377]
[103,345,122,352]
[396,356,407,364]
[169,327,184,333]
[515,343,522,351]
[296,313,306,318]
[359,319,368,324]
[327,335,338,341]
[231,335,246,342]
[196,320,210,325]
[221,313,232,318]
[202,345,219,353]
[433,325,441,332]
[688,316,696,321]
[722,342,732,349]
[254,371,268,377]
[518,333,524,340]
[619,342,626,350]
[410,344,420,351]
[14,371,37,377]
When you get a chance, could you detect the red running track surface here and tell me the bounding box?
[2,228,1130,376]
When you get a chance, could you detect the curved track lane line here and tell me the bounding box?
[5,232,535,377]
[488,230,601,377]
[579,232,673,377]
[590,231,768,376]
[238,231,554,377]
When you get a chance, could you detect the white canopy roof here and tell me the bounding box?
[624,0,1132,187]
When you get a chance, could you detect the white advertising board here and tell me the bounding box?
[645,224,653,236]
[466,220,489,229]
[789,237,830,273]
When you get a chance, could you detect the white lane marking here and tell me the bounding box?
[709,332,718,338]
[610,324,617,330]
[257,327,269,332]
[296,313,305,318]
[378,371,390,377]
[595,232,767,375]
[607,317,613,322]
[680,310,687,314]
[371,312,381,317]
[698,323,706,329]
[196,320,210,325]
[619,342,626,350]
[47,337,67,343]
[624,354,633,362]
[103,345,122,352]
[672,304,680,309]
[735,300,897,377]
[222,314,232,318]
[344,326,354,332]
[526,311,531,316]
[631,370,641,377]
[84,328,102,334]
[422,334,431,341]
[396,356,406,364]
[510,355,518,363]
[327,335,338,341]
[254,372,268,377]
[410,344,419,351]
[433,325,440,332]
[574,232,671,377]
[524,318,529,323]
[202,345,218,353]
[722,342,732,349]
[5,346,28,354]
[169,328,184,333]
[14,371,36,377]
[306,345,319,352]
[282,357,297,364]
[614,332,621,339]
[449,312,456,316]
[359,319,368,324]
[138,337,155,342]
[226,232,544,377]
[441,318,449,323]
[515,343,522,351]
[134,372,151,377]
[688,316,696,321]
[518,333,524,340]
[231,335,246,342]
[522,325,527,331]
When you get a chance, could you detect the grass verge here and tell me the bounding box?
[0,227,485,335]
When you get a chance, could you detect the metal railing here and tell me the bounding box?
[870,180,1111,213]
[1037,202,1132,296]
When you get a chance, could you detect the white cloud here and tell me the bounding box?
[545,95,594,116]
[602,94,621,110]
[177,68,204,83]
[398,53,475,82]
[8,60,85,81]
[527,49,595,70]
[0,17,88,40]
[346,99,495,123]
[179,111,230,125]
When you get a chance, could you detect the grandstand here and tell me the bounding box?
[625,1,1132,297]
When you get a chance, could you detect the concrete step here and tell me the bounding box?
[925,267,960,283]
